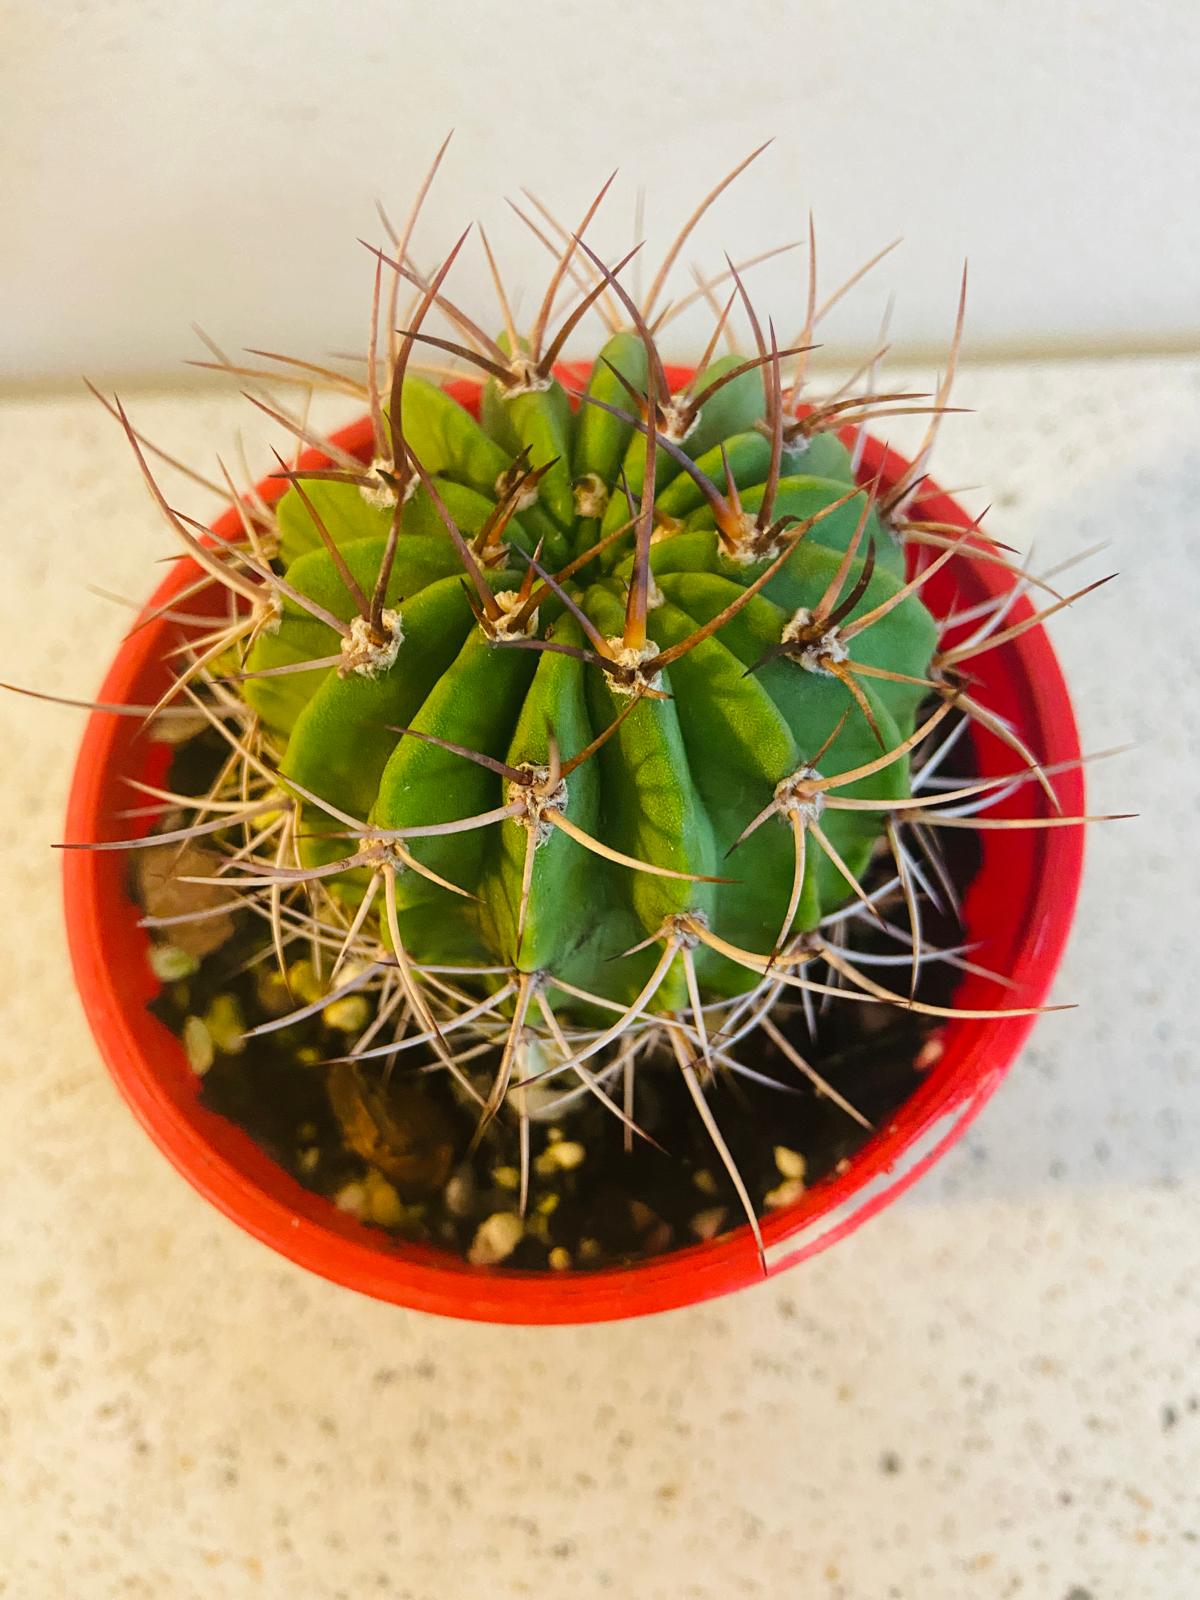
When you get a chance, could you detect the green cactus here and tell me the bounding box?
[66,150,1087,1253]
[241,346,939,1025]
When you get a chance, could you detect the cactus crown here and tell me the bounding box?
[69,146,1103,1253]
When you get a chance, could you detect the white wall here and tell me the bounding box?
[2,0,1197,382]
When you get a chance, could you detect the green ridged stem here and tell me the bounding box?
[243,346,937,1013]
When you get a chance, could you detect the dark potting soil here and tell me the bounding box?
[141,723,981,1272]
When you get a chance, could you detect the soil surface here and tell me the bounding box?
[141,724,979,1272]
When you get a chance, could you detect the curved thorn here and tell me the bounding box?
[642,141,772,321]
[545,810,734,883]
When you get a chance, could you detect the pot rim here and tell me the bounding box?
[63,369,1084,1323]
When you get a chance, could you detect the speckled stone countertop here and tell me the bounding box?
[0,357,1196,1599]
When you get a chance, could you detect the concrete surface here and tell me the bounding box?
[0,356,1195,1598]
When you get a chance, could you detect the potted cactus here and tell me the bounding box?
[42,146,1102,1321]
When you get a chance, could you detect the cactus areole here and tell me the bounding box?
[59,154,1093,1321]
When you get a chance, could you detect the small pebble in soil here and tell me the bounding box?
[915,1032,946,1072]
[469,1212,525,1266]
[334,1182,367,1218]
[287,960,324,1005]
[689,1207,728,1241]
[443,1168,475,1217]
[355,1170,399,1227]
[323,993,371,1034]
[205,994,245,1055]
[773,1145,807,1181]
[148,944,199,983]
[534,1139,586,1175]
[764,1177,806,1210]
[182,1016,214,1076]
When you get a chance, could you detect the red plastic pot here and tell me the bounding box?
[64,366,1084,1324]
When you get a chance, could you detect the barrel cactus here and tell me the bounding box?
[70,147,1096,1252]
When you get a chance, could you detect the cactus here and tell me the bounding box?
[240,310,942,1021]
[51,146,1106,1255]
